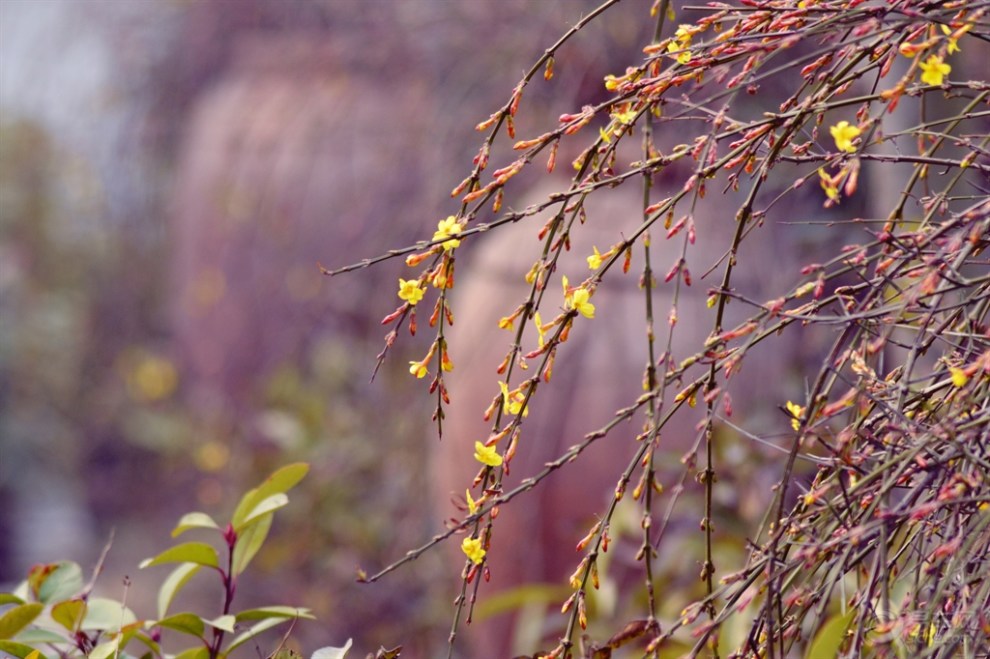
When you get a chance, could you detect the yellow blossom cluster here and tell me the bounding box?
[786,400,805,431]
[562,276,595,319]
[897,22,967,87]
[498,381,529,417]
[433,216,464,251]
[667,24,694,65]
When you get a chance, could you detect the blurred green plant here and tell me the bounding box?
[0,464,315,659]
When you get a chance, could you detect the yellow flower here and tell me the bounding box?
[612,108,637,125]
[666,24,693,64]
[474,441,503,467]
[829,121,861,153]
[465,489,479,515]
[409,360,428,378]
[498,381,528,417]
[568,288,596,319]
[397,278,425,305]
[667,40,691,65]
[433,216,464,251]
[919,54,950,86]
[940,25,960,54]
[587,246,604,270]
[674,24,693,43]
[461,536,486,564]
[786,400,805,431]
[818,168,840,202]
[949,367,969,388]
[533,311,547,348]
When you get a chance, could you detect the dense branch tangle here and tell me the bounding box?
[332,1,990,656]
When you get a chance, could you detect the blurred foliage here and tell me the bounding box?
[0,464,312,659]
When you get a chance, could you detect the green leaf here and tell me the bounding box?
[207,614,236,633]
[32,562,83,604]
[157,563,201,619]
[140,542,219,570]
[0,640,48,659]
[174,647,210,659]
[10,628,65,644]
[312,640,352,659]
[235,494,289,533]
[223,616,291,654]
[88,637,120,659]
[51,598,87,632]
[230,463,308,528]
[0,594,24,606]
[127,628,163,657]
[235,606,314,622]
[0,603,43,640]
[157,612,206,638]
[80,597,137,631]
[806,609,856,659]
[172,512,221,538]
[231,513,272,576]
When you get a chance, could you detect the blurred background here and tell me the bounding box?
[0,0,653,654]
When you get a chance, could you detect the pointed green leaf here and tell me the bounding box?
[0,603,43,640]
[10,628,64,644]
[172,512,221,538]
[51,598,87,632]
[127,628,163,657]
[33,562,83,604]
[89,637,120,659]
[231,463,308,528]
[208,614,236,633]
[157,612,206,638]
[0,640,48,659]
[806,609,856,659]
[140,542,219,570]
[235,494,289,533]
[174,647,210,659]
[312,640,352,659]
[223,616,292,654]
[231,513,273,576]
[235,606,314,622]
[81,597,137,631]
[157,563,201,619]
[0,594,24,606]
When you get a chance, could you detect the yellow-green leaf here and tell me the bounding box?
[88,637,120,659]
[230,463,308,528]
[157,563,201,619]
[32,562,83,604]
[174,647,210,659]
[235,606,314,622]
[224,617,292,654]
[207,614,236,633]
[0,603,43,640]
[140,542,219,570]
[80,597,137,631]
[51,598,86,632]
[231,513,273,576]
[172,512,221,538]
[0,640,48,659]
[806,609,855,659]
[157,612,206,638]
[235,494,289,533]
